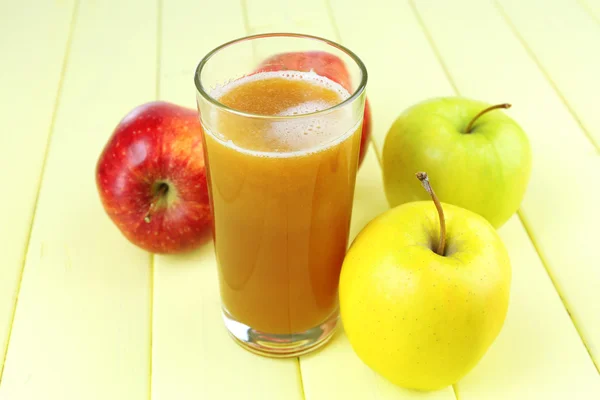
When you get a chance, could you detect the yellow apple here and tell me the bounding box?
[339,173,511,391]
[382,97,531,228]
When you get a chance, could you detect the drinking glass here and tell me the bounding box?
[195,33,367,357]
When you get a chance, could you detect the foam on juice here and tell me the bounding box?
[209,70,350,102]
[207,70,360,157]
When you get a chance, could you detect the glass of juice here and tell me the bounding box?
[194,33,367,357]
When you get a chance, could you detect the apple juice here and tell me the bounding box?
[202,71,362,335]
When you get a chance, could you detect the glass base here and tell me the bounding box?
[222,309,339,358]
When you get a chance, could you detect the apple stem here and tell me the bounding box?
[144,183,169,223]
[416,172,446,256]
[464,103,511,133]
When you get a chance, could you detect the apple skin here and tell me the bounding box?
[382,97,531,228]
[339,201,511,391]
[96,101,211,254]
[255,51,371,167]
[256,51,353,91]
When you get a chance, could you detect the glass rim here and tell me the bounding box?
[194,32,368,120]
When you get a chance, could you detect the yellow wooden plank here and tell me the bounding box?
[497,0,600,150]
[243,0,338,65]
[0,0,75,376]
[0,0,157,399]
[413,0,600,375]
[151,1,302,399]
[244,0,337,38]
[159,0,249,104]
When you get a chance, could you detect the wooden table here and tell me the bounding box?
[1,0,599,398]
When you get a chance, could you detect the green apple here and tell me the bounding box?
[382,97,531,228]
[339,172,511,391]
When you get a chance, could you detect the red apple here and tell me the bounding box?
[255,51,372,167]
[256,51,353,91]
[96,101,211,254]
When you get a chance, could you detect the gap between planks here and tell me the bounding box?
[296,358,307,400]
[407,0,599,375]
[148,253,156,400]
[0,0,82,385]
[240,0,252,37]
